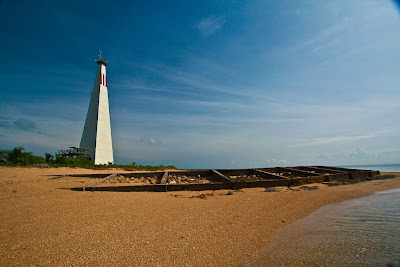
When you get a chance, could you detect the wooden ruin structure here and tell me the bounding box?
[64,166,379,192]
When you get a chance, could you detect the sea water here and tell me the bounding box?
[340,163,400,172]
[248,168,400,266]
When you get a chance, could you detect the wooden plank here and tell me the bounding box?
[78,179,291,192]
[121,171,164,179]
[350,171,374,179]
[278,167,320,176]
[211,170,233,183]
[83,184,158,192]
[298,166,345,174]
[231,179,291,190]
[159,171,169,184]
[315,166,366,172]
[253,169,290,180]
[326,173,351,182]
[83,173,117,191]
[215,169,252,176]
[64,173,112,178]
[168,170,209,176]
[291,175,327,185]
[371,170,380,177]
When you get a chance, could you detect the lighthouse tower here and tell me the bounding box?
[80,51,114,165]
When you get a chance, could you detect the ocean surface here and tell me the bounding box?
[340,163,400,172]
[249,165,400,266]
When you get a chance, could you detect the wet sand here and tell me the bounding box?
[0,167,399,266]
[247,186,400,266]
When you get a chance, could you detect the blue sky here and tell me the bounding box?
[0,0,399,168]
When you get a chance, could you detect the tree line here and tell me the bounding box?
[0,147,94,167]
[0,147,176,170]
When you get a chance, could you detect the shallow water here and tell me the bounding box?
[248,188,400,266]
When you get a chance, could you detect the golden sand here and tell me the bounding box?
[0,167,399,266]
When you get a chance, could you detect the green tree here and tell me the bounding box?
[5,147,46,165]
[0,149,10,163]
[6,147,25,164]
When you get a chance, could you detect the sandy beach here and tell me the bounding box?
[0,166,399,266]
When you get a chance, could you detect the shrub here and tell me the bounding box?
[65,156,94,167]
[45,153,54,163]
[54,153,66,164]
[19,154,46,165]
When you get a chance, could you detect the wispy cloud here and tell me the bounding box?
[318,148,374,161]
[376,148,400,153]
[303,17,351,53]
[291,125,400,147]
[136,63,277,103]
[196,15,226,37]
[317,146,400,166]
[0,117,40,133]
[13,118,38,132]
[116,81,204,98]
[293,135,375,147]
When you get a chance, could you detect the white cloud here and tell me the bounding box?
[265,159,288,166]
[315,147,400,165]
[196,15,226,37]
[139,137,162,145]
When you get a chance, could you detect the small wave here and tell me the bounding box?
[375,187,400,195]
[249,186,400,266]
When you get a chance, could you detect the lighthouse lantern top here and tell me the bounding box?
[96,50,108,66]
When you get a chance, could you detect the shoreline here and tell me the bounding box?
[0,167,399,266]
[246,182,400,266]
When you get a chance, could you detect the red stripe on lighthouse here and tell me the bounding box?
[100,72,102,84]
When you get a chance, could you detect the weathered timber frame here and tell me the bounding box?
[64,166,380,192]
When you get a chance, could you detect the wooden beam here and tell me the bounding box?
[299,166,345,174]
[211,170,233,183]
[315,166,366,172]
[278,167,320,176]
[253,169,290,180]
[83,173,117,191]
[63,173,113,178]
[213,169,251,176]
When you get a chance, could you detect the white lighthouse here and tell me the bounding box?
[80,51,114,165]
